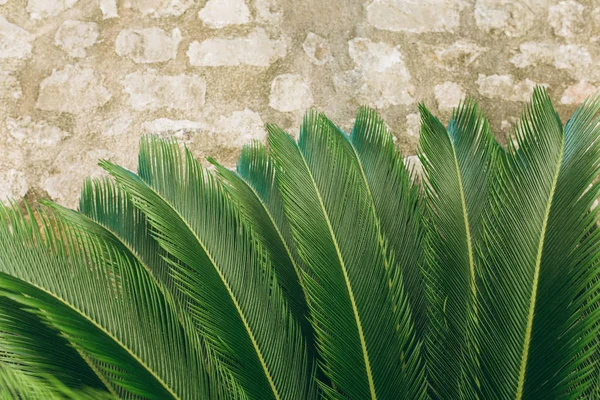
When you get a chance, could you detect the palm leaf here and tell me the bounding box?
[419,100,500,398]
[0,364,113,400]
[0,295,106,393]
[48,177,216,398]
[518,93,600,398]
[0,203,203,399]
[268,112,427,399]
[476,87,600,399]
[102,137,315,400]
[350,106,428,336]
[208,143,313,349]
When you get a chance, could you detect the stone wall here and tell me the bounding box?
[1,0,599,207]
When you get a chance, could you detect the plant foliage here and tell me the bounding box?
[1,87,600,399]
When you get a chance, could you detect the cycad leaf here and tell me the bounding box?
[0,204,194,399]
[0,364,113,400]
[520,94,600,398]
[102,137,314,400]
[209,143,313,348]
[350,106,427,336]
[419,100,499,398]
[268,112,427,399]
[477,87,569,399]
[0,296,106,393]
[48,178,213,398]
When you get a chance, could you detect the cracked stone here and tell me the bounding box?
[121,69,206,112]
[55,20,100,58]
[130,0,196,18]
[302,32,332,65]
[116,27,182,64]
[198,0,251,28]
[561,81,598,104]
[434,82,466,109]
[99,0,119,18]
[474,0,539,37]
[36,65,112,114]
[187,28,286,67]
[548,1,585,38]
[26,0,78,20]
[334,38,413,108]
[0,169,28,203]
[0,16,34,60]
[269,74,313,112]
[476,74,540,102]
[367,0,460,33]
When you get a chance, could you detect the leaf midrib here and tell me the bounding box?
[515,134,565,399]
[296,145,378,400]
[130,174,281,400]
[1,275,180,400]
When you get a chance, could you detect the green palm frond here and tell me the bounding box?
[419,100,500,399]
[476,87,600,399]
[0,203,204,399]
[350,107,427,336]
[2,87,600,400]
[102,138,315,400]
[268,112,427,399]
[0,364,113,400]
[0,295,106,392]
[208,143,313,350]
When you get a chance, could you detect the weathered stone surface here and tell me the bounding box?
[476,74,539,102]
[474,0,539,37]
[269,74,313,112]
[3,0,600,207]
[560,81,598,104]
[26,0,78,20]
[548,1,585,38]
[433,40,487,70]
[334,38,413,108]
[143,109,266,150]
[434,82,466,109]
[0,169,28,203]
[99,0,119,19]
[121,69,206,111]
[255,0,281,23]
[130,0,196,18]
[55,20,100,58]
[0,70,22,100]
[510,42,591,70]
[116,27,182,63]
[302,32,332,65]
[405,113,420,138]
[0,16,34,60]
[43,148,115,207]
[367,0,460,33]
[198,0,251,28]
[187,28,286,67]
[6,116,69,146]
[36,65,112,113]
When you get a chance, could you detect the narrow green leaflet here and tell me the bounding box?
[0,205,186,399]
[519,94,600,398]
[49,178,214,398]
[0,364,113,400]
[419,101,499,399]
[268,112,427,399]
[350,106,428,337]
[477,88,568,399]
[103,138,315,400]
[209,143,313,349]
[0,296,108,394]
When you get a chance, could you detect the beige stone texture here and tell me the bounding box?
[1,0,599,207]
